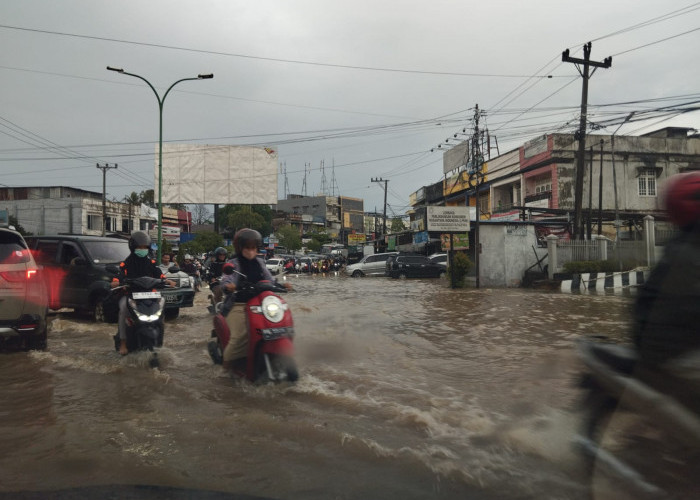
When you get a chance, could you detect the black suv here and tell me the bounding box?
[26,235,193,322]
[385,254,446,279]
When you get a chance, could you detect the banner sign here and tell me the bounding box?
[427,206,471,232]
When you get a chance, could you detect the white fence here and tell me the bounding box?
[546,215,663,279]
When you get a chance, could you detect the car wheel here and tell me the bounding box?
[164,308,180,321]
[352,270,363,277]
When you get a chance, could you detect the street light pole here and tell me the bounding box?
[106,66,213,262]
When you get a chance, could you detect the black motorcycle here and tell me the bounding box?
[111,275,169,368]
[575,338,700,498]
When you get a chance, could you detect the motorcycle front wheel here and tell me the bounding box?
[268,354,299,383]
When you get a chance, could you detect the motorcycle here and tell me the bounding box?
[574,338,700,498]
[110,275,170,368]
[207,272,298,383]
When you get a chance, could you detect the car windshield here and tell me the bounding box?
[82,240,130,263]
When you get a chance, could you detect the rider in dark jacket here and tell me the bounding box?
[111,231,173,355]
[633,172,700,372]
[206,247,229,304]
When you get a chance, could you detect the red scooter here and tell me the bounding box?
[207,275,298,383]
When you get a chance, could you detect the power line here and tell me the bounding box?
[0,25,561,79]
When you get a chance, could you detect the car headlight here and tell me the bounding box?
[260,295,286,323]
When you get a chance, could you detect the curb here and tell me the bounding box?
[560,269,650,293]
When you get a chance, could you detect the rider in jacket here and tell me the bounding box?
[633,172,700,387]
[206,246,229,304]
[111,231,174,355]
[220,229,291,371]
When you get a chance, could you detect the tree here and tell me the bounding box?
[277,225,301,251]
[223,206,273,238]
[178,231,224,259]
[191,204,212,225]
[390,217,406,233]
[219,205,273,236]
[124,192,141,206]
[139,189,155,207]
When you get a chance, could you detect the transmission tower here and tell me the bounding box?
[319,160,327,195]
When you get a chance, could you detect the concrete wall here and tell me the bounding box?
[478,223,547,287]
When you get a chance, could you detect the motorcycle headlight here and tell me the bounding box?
[260,295,286,323]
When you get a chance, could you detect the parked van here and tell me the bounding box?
[344,252,398,277]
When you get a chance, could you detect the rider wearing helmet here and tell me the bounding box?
[220,229,291,370]
[111,231,175,355]
[633,172,700,369]
[206,246,230,304]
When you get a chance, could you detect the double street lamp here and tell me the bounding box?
[107,66,213,262]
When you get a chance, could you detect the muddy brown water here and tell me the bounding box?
[0,274,635,499]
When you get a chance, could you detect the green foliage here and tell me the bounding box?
[177,231,225,260]
[390,217,405,233]
[307,239,321,252]
[140,189,155,207]
[219,205,273,237]
[563,260,623,274]
[447,252,472,286]
[277,225,301,251]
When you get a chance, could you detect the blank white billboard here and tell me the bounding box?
[156,144,278,204]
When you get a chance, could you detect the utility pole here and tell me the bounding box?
[597,139,604,235]
[562,42,612,239]
[96,163,117,236]
[470,105,484,289]
[371,177,389,242]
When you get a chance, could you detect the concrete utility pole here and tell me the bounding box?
[562,42,611,239]
[371,177,389,240]
[470,105,484,289]
[96,163,117,236]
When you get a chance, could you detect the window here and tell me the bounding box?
[87,214,101,231]
[638,169,657,197]
[534,177,552,194]
[59,243,81,266]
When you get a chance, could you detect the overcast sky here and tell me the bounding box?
[1,1,699,218]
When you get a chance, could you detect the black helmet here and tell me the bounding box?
[214,247,227,259]
[234,228,262,255]
[128,230,151,252]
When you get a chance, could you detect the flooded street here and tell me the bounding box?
[0,275,634,499]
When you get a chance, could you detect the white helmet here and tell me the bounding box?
[184,254,193,260]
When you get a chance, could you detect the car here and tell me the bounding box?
[344,252,399,277]
[25,235,194,323]
[265,257,285,275]
[0,225,49,350]
[158,263,196,320]
[386,254,446,279]
[428,253,448,269]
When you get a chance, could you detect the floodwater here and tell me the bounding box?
[0,274,636,499]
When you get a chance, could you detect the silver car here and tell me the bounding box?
[0,226,49,350]
[344,252,399,277]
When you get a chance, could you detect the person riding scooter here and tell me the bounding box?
[633,171,700,393]
[111,231,175,355]
[219,228,291,371]
[206,246,229,304]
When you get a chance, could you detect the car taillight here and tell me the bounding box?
[0,269,38,282]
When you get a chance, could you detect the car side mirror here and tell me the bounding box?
[71,257,87,266]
